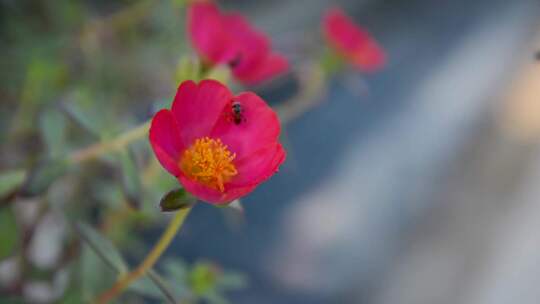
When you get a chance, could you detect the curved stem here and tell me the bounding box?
[68,120,150,164]
[94,207,192,304]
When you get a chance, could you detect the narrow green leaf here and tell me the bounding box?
[147,269,179,304]
[118,148,142,209]
[0,169,26,199]
[75,222,128,275]
[160,188,196,212]
[61,89,104,138]
[40,108,67,158]
[80,245,116,301]
[77,223,179,303]
[0,207,19,259]
[20,158,69,196]
[130,269,180,303]
[129,276,164,299]
[161,258,191,298]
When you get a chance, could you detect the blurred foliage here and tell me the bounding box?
[20,158,70,197]
[76,222,129,275]
[0,0,248,302]
[0,169,26,199]
[0,207,19,260]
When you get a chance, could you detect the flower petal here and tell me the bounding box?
[324,8,368,52]
[171,80,233,147]
[187,2,289,85]
[210,92,281,160]
[187,2,237,63]
[230,143,286,187]
[222,12,269,71]
[149,109,184,176]
[177,173,256,205]
[352,41,386,72]
[323,7,385,71]
[234,53,289,85]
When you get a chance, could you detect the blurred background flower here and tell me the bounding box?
[187,2,289,85]
[322,7,385,72]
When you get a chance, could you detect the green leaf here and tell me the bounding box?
[75,222,128,275]
[21,56,67,106]
[189,262,218,296]
[0,169,26,199]
[203,65,231,84]
[129,269,180,303]
[80,245,116,301]
[0,296,26,304]
[62,89,104,138]
[20,158,69,196]
[163,258,188,281]
[161,258,191,298]
[0,207,19,259]
[175,56,201,84]
[58,282,82,304]
[160,188,196,212]
[129,276,164,299]
[147,269,180,304]
[40,108,67,158]
[217,271,248,290]
[77,223,179,303]
[202,290,229,304]
[118,148,142,209]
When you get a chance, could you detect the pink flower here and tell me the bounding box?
[322,7,385,72]
[149,80,286,204]
[187,2,289,85]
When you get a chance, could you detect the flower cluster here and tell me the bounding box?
[150,1,386,205]
[188,2,289,86]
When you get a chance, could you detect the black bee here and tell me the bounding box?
[231,100,245,125]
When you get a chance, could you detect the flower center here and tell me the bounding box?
[180,137,237,192]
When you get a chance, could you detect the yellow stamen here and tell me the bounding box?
[180,137,237,192]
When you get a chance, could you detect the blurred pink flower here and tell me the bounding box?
[323,7,386,72]
[188,2,289,85]
[149,80,286,204]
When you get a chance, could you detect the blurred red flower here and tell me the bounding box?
[187,2,289,85]
[323,7,386,72]
[149,80,286,204]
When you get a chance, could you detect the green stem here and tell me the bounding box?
[94,207,192,304]
[68,120,150,164]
